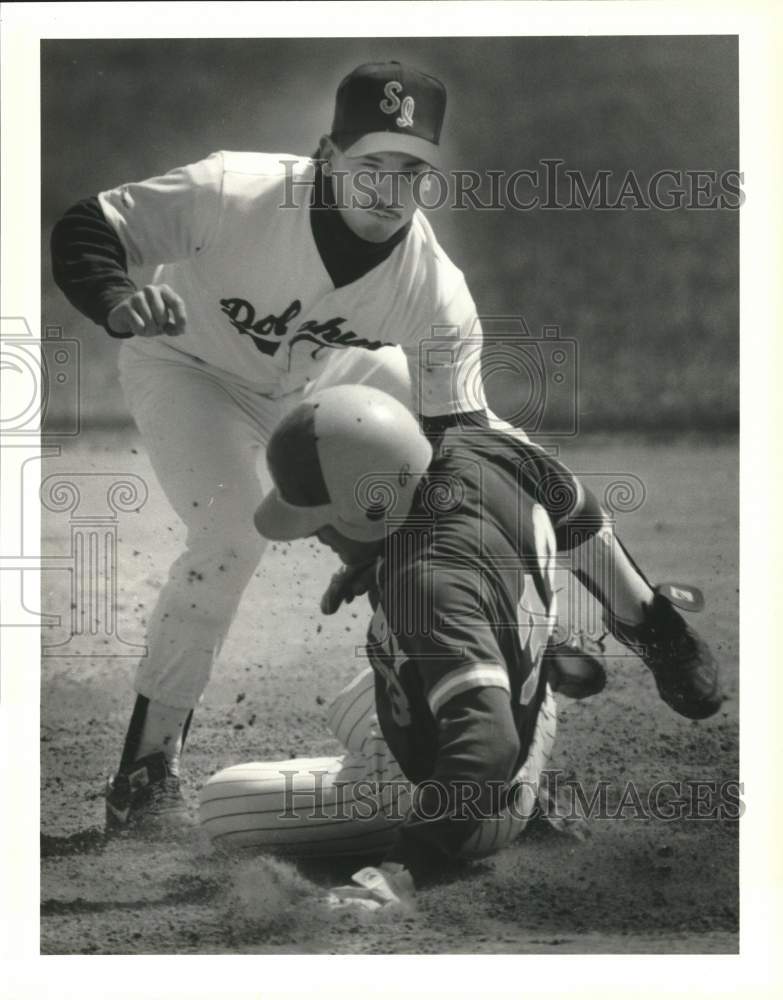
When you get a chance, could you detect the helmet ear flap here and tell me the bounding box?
[331,461,429,542]
[317,400,433,540]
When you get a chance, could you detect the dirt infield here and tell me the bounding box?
[40,431,738,954]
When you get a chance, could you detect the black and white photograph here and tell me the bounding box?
[1,0,780,989]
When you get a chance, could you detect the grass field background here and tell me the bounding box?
[41,35,738,430]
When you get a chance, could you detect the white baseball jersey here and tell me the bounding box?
[98,151,485,416]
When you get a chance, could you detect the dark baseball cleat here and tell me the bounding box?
[105,751,193,837]
[544,634,607,699]
[607,588,723,720]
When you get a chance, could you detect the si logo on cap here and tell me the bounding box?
[380,81,415,128]
[330,61,447,166]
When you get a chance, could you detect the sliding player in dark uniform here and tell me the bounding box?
[199,385,720,908]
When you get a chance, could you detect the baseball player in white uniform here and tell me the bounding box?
[51,61,721,835]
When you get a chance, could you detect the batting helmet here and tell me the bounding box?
[254,385,434,542]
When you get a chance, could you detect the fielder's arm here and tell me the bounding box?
[51,153,222,337]
[51,196,139,336]
[51,199,188,338]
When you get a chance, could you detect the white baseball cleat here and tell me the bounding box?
[323,865,414,912]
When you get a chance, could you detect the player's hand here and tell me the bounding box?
[324,864,414,912]
[106,284,187,337]
[320,560,377,615]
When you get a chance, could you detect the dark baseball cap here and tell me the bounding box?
[331,61,447,167]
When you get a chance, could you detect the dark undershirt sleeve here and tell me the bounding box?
[382,685,520,883]
[50,196,138,337]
